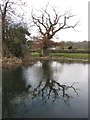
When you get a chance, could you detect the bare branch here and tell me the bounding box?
[31,4,79,55]
[62,21,80,29]
[32,5,79,39]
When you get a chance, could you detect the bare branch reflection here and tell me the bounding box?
[29,61,79,103]
[2,61,80,118]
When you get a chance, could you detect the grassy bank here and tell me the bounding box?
[2,52,90,69]
[31,52,89,59]
[49,53,89,59]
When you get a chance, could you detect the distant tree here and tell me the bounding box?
[62,47,64,50]
[31,4,79,56]
[68,46,72,50]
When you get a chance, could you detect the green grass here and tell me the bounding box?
[31,52,40,57]
[31,52,89,59]
[49,53,89,59]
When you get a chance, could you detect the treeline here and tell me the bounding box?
[50,41,89,53]
[49,49,89,53]
[59,41,89,50]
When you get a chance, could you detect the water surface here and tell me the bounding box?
[2,61,88,118]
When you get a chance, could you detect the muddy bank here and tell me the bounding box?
[2,57,22,69]
[2,57,36,70]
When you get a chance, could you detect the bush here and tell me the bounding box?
[68,46,72,50]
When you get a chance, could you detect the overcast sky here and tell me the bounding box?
[23,0,88,42]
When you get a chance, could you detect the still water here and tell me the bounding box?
[2,61,88,118]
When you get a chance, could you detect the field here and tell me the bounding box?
[31,51,89,60]
[49,53,89,59]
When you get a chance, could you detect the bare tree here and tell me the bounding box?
[31,5,79,56]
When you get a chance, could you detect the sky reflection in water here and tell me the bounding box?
[2,61,88,118]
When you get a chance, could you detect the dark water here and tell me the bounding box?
[2,61,88,118]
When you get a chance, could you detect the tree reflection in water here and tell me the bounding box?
[2,68,32,117]
[30,61,79,103]
[2,61,80,118]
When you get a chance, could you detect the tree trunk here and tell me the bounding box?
[2,23,11,58]
[2,13,11,58]
[2,41,11,58]
[41,48,49,57]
